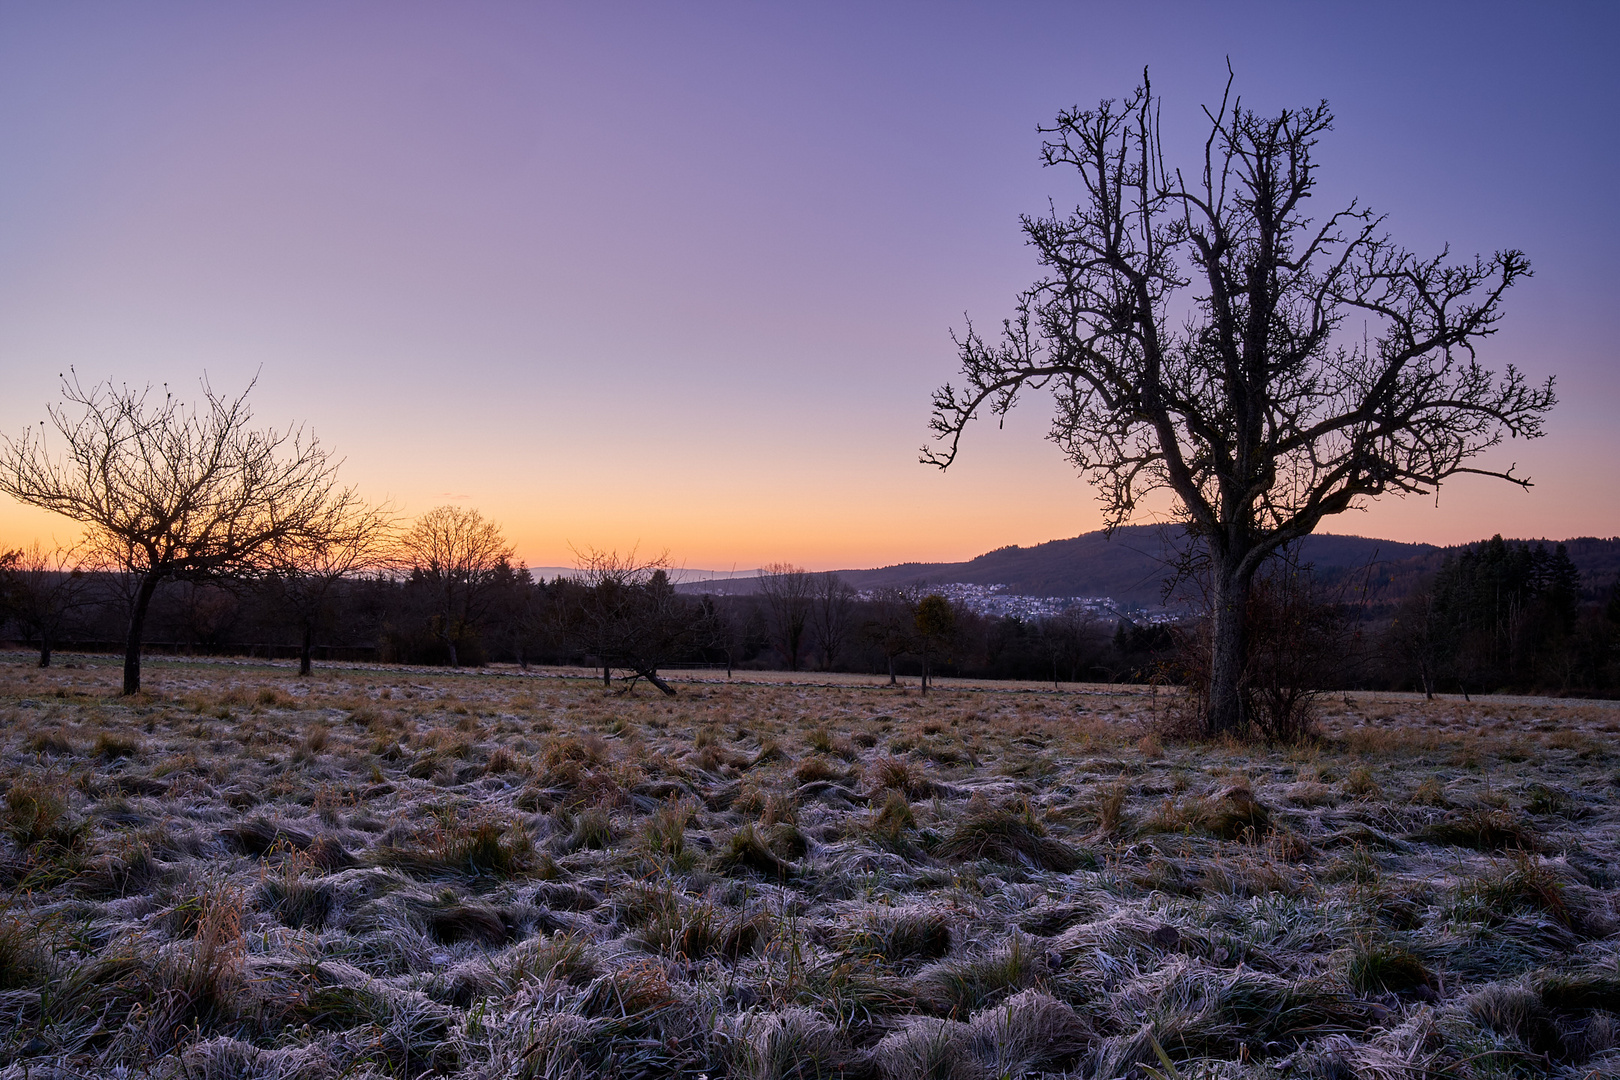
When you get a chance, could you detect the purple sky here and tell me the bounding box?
[1,3,1615,570]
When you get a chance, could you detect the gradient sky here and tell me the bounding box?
[1,2,1616,571]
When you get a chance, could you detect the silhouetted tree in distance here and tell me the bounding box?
[267,496,395,675]
[759,562,814,671]
[559,548,701,695]
[861,585,919,685]
[395,506,516,669]
[925,70,1555,737]
[808,572,856,672]
[914,593,955,695]
[0,542,91,667]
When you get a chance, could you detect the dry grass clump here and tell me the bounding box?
[936,798,1084,871]
[912,934,1048,1016]
[1143,784,1272,841]
[1413,805,1539,851]
[838,906,953,963]
[373,816,536,878]
[715,822,796,879]
[873,989,1091,1079]
[867,754,933,798]
[1,653,1618,1078]
[4,777,83,851]
[634,889,771,961]
[1346,941,1435,995]
[0,908,49,989]
[736,1007,868,1080]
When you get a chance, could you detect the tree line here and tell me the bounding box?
[0,372,1178,694]
[0,527,1175,692]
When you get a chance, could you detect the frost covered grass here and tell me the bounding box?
[1,651,1618,1078]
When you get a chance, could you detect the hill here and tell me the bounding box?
[832,526,1437,608]
[679,528,1620,610]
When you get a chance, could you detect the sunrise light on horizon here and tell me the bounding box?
[3,3,1616,571]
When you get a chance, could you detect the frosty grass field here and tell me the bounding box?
[2,651,1618,1079]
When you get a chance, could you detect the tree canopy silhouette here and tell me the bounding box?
[924,71,1555,736]
[1,374,346,693]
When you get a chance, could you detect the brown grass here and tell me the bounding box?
[1,650,1617,1077]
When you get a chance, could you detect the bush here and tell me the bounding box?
[1164,553,1356,742]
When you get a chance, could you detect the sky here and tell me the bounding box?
[1,2,1616,572]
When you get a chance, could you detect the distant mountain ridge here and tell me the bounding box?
[676,527,1620,609]
[832,526,1442,608]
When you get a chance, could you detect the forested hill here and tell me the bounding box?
[829,527,1432,607]
[825,527,1620,609]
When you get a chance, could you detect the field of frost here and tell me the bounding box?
[2,652,1619,1079]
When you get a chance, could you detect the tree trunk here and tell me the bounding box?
[38,632,51,668]
[887,654,897,686]
[920,646,930,695]
[447,639,459,669]
[633,664,678,697]
[299,619,314,676]
[1205,564,1251,736]
[603,662,611,687]
[123,573,161,695]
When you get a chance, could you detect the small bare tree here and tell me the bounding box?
[266,495,395,675]
[925,71,1555,736]
[914,593,956,695]
[560,548,698,695]
[395,506,515,669]
[0,541,91,667]
[807,571,855,671]
[862,585,919,685]
[1041,608,1103,688]
[758,562,814,671]
[0,374,345,693]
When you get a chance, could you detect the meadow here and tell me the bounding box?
[1,652,1617,1080]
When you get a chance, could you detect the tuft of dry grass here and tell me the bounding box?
[937,798,1085,871]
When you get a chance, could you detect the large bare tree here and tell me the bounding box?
[925,73,1555,736]
[396,505,515,668]
[0,374,346,693]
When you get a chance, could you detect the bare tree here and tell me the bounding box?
[266,495,395,675]
[758,562,814,672]
[925,71,1555,736]
[862,585,919,685]
[0,541,91,667]
[396,506,515,668]
[807,572,855,671]
[560,548,699,695]
[1041,608,1103,688]
[914,593,956,695]
[0,373,346,693]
